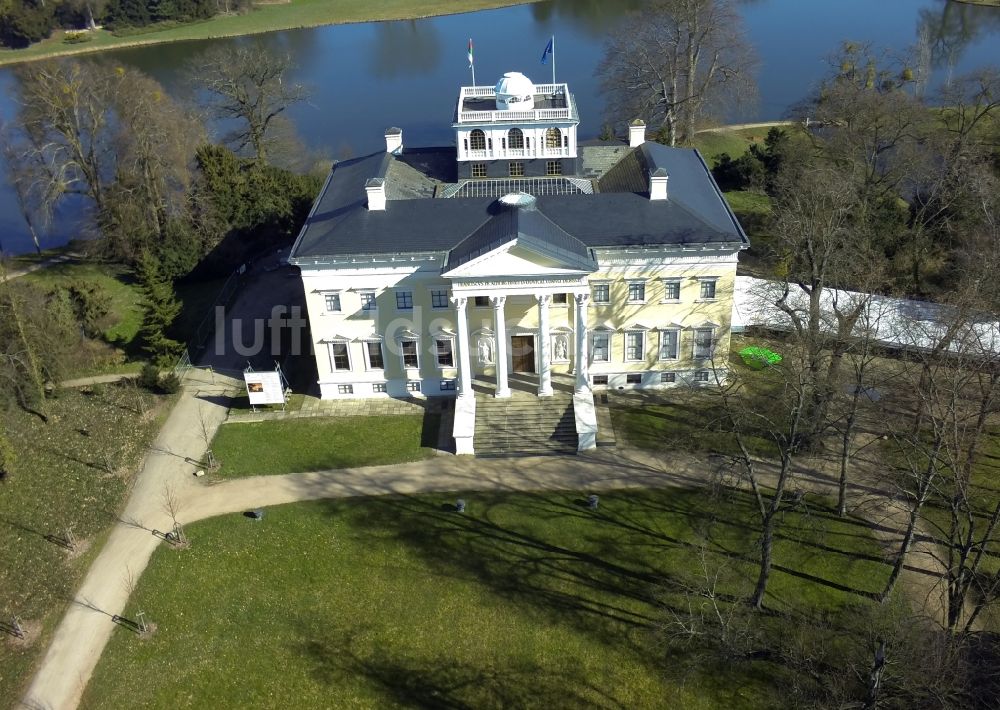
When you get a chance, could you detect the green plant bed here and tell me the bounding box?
[210,414,439,476]
[740,346,782,370]
[83,488,890,709]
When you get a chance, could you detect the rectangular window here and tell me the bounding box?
[324,292,341,312]
[373,383,387,394]
[431,289,449,309]
[694,329,715,359]
[627,282,645,303]
[626,373,642,385]
[551,293,567,304]
[662,280,681,301]
[695,371,711,383]
[592,333,610,362]
[436,339,455,368]
[395,290,413,310]
[509,161,525,177]
[474,296,490,308]
[401,340,419,369]
[337,384,354,395]
[625,331,645,361]
[330,342,351,371]
[472,163,487,178]
[440,380,456,391]
[359,291,376,311]
[365,341,384,370]
[699,280,717,300]
[592,283,610,304]
[546,161,562,176]
[406,381,422,393]
[593,375,609,386]
[659,330,679,360]
[661,372,676,383]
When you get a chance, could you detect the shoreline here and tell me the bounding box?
[0,0,541,67]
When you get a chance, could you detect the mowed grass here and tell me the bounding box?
[82,488,890,709]
[210,414,440,476]
[0,384,171,701]
[0,0,538,66]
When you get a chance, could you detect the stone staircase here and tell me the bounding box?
[473,390,578,457]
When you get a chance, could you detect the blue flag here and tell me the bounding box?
[541,37,553,65]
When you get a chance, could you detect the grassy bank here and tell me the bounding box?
[0,384,173,702]
[83,488,890,708]
[0,0,539,66]
[210,414,440,477]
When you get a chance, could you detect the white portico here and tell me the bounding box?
[442,193,595,401]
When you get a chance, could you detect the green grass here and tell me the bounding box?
[610,390,778,459]
[211,415,440,477]
[0,0,539,66]
[82,488,889,709]
[724,189,773,217]
[0,384,172,702]
[21,260,143,346]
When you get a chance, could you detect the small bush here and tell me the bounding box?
[157,373,181,394]
[138,363,160,391]
[63,31,93,44]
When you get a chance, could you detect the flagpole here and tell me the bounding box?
[551,35,556,86]
[469,38,476,86]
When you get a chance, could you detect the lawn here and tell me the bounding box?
[0,0,539,66]
[0,383,172,702]
[210,414,440,476]
[82,488,890,709]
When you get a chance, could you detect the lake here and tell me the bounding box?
[1,0,998,255]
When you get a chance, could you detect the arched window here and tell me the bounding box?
[508,128,525,150]
[469,130,486,151]
[545,128,562,150]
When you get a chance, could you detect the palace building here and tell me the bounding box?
[289,72,748,455]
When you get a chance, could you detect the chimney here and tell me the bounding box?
[628,119,646,148]
[649,168,668,201]
[366,178,386,211]
[385,127,403,155]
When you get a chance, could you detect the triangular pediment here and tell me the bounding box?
[442,237,597,279]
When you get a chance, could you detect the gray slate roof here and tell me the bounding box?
[290,142,748,262]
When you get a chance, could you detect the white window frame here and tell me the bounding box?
[395,290,414,311]
[440,379,457,392]
[435,338,455,369]
[359,290,377,312]
[624,330,645,362]
[660,372,676,384]
[400,339,420,370]
[328,341,352,372]
[592,374,609,386]
[661,279,682,302]
[471,163,487,178]
[591,282,611,304]
[364,340,385,371]
[337,384,354,395]
[697,278,719,302]
[372,382,388,394]
[322,291,342,313]
[406,381,422,393]
[591,332,611,363]
[658,329,680,360]
[626,373,643,385]
[693,327,716,360]
[626,280,646,304]
[695,370,711,383]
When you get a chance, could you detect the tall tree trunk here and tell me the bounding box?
[752,511,776,609]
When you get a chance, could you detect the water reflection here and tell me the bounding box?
[918,0,1000,72]
[372,21,443,79]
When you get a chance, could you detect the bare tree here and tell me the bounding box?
[599,0,757,145]
[190,42,309,164]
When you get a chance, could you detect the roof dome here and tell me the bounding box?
[495,72,535,111]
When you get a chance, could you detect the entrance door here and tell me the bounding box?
[511,336,535,373]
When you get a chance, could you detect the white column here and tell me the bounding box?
[492,296,511,398]
[537,294,553,397]
[574,293,590,394]
[453,296,473,397]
